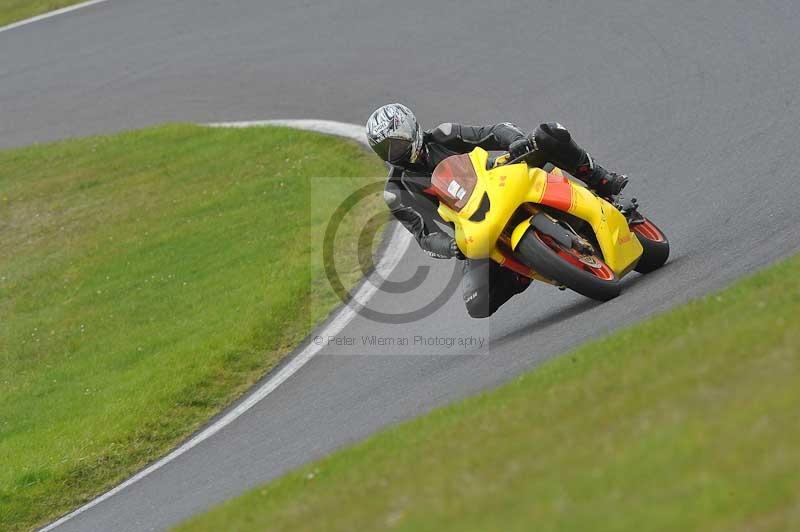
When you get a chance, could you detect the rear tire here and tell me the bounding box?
[516,229,622,301]
[631,219,669,274]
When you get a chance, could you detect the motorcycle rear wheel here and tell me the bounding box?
[516,229,622,302]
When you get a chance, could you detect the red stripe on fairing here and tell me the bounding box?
[540,171,573,212]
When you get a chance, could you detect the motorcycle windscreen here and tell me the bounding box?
[430,153,478,212]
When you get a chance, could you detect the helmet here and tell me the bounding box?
[365,103,424,165]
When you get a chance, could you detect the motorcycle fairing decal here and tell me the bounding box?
[539,171,574,212]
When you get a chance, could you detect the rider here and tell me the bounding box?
[366,103,628,318]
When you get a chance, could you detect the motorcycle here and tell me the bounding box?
[427,148,669,301]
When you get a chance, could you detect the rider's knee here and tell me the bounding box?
[533,122,585,170]
[534,122,572,149]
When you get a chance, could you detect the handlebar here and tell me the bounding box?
[503,151,532,166]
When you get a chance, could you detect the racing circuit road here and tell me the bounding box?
[3,1,800,530]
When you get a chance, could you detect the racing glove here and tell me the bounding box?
[420,232,465,260]
[508,135,535,160]
[449,239,466,260]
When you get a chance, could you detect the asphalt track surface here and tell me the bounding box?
[3,1,800,530]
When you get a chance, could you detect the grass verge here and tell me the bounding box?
[0,124,386,530]
[0,0,87,27]
[177,254,800,532]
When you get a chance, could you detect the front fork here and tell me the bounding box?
[492,208,561,285]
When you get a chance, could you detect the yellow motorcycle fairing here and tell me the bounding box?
[434,148,643,276]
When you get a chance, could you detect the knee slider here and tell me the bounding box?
[464,290,492,318]
[462,261,495,318]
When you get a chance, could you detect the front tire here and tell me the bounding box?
[631,218,669,273]
[516,229,622,301]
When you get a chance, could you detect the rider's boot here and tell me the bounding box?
[573,154,629,199]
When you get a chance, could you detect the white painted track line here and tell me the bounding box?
[39,120,410,531]
[0,0,110,34]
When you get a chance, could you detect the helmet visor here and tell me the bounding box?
[386,138,413,164]
[385,118,418,163]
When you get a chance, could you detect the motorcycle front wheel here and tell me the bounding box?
[516,228,622,302]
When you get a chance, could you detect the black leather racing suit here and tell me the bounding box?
[384,121,596,318]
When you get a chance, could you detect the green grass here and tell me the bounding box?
[176,254,800,532]
[0,0,85,27]
[0,124,386,530]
